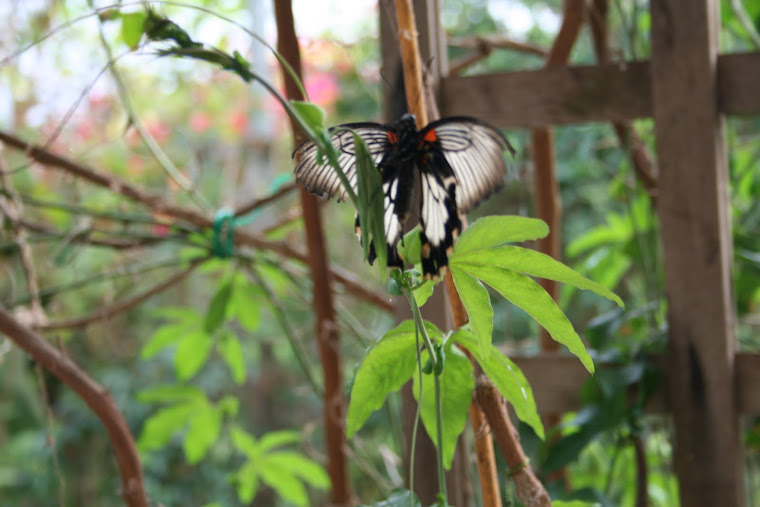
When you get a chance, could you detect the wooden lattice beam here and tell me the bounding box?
[439,52,760,127]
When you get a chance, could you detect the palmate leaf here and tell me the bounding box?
[452,329,543,439]
[183,401,222,464]
[346,321,427,436]
[453,245,623,307]
[456,264,594,373]
[449,215,623,371]
[453,215,549,255]
[450,269,492,358]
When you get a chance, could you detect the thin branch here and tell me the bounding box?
[0,130,393,312]
[234,181,298,217]
[38,258,205,331]
[448,35,548,56]
[448,35,548,74]
[475,377,551,507]
[0,306,148,507]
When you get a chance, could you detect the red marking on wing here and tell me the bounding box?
[386,132,398,144]
[423,129,438,142]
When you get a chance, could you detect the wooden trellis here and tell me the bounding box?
[381,0,756,505]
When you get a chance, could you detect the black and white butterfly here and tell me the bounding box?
[293,114,514,278]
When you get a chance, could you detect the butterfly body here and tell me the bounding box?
[293,114,513,278]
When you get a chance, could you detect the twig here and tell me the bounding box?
[0,130,393,312]
[274,1,353,505]
[37,258,205,331]
[0,306,148,507]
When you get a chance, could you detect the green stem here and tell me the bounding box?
[409,316,423,507]
[403,283,447,505]
[434,373,447,504]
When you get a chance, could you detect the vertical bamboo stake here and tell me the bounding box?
[392,1,550,505]
[274,1,352,505]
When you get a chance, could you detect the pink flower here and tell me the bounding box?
[190,112,211,133]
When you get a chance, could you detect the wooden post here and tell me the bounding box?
[650,1,743,505]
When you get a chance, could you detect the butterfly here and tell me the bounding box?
[293,114,514,278]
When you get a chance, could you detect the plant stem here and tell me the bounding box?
[434,373,447,504]
[404,284,447,504]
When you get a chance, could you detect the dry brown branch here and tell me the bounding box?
[274,1,353,505]
[475,377,551,507]
[588,0,657,193]
[37,258,204,331]
[0,130,393,313]
[0,306,148,507]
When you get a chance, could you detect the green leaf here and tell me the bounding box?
[137,403,193,451]
[204,281,233,334]
[553,501,601,507]
[453,245,623,307]
[346,321,426,436]
[141,323,189,359]
[234,461,260,503]
[120,12,146,50]
[453,329,544,439]
[265,451,330,489]
[231,282,261,332]
[259,459,309,507]
[412,347,474,469]
[183,402,222,464]
[231,427,259,458]
[413,279,436,307]
[453,216,549,256]
[217,395,240,417]
[218,333,246,384]
[398,226,422,265]
[354,132,387,274]
[451,270,493,359]
[136,384,205,403]
[290,100,325,132]
[360,489,422,507]
[151,306,202,324]
[174,330,213,380]
[257,430,302,453]
[453,265,594,373]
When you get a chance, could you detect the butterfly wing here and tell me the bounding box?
[415,117,512,277]
[292,123,392,202]
[417,157,461,277]
[420,117,513,213]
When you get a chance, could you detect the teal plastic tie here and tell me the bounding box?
[212,209,236,258]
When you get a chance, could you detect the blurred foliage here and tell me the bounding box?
[0,0,759,506]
